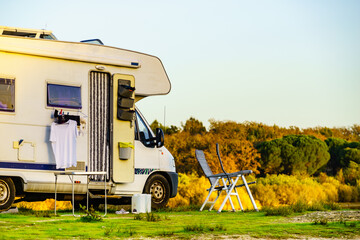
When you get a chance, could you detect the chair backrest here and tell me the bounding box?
[216,143,227,174]
[195,149,216,185]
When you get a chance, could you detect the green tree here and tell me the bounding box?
[257,135,330,176]
[343,161,360,185]
[325,138,360,175]
[325,137,348,174]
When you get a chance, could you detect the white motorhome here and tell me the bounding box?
[0,26,178,211]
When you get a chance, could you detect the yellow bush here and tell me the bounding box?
[249,184,279,207]
[168,173,261,211]
[321,182,339,202]
[16,173,359,212]
[168,173,209,208]
[252,174,340,207]
[15,199,72,211]
[338,184,356,202]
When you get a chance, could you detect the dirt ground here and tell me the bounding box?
[289,210,360,223]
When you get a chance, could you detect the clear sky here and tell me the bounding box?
[1,0,359,129]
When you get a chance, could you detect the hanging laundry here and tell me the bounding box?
[50,120,78,169]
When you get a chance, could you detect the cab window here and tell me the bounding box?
[135,111,155,147]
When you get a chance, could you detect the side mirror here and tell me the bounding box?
[156,128,164,148]
[139,132,146,142]
[140,132,155,148]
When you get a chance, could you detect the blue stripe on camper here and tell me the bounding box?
[0,162,160,174]
[0,162,64,171]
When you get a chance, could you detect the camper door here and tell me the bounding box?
[112,74,135,183]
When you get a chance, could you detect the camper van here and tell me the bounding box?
[0,26,178,211]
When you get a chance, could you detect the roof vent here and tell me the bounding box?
[80,39,104,45]
[0,26,56,40]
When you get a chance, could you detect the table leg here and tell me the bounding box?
[104,175,107,217]
[54,175,57,215]
[86,175,89,211]
[72,175,75,216]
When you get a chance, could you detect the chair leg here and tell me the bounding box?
[241,175,259,211]
[233,182,244,211]
[209,190,221,211]
[200,178,220,211]
[220,178,235,211]
[217,175,240,213]
[226,178,236,212]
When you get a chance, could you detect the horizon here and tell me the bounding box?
[150,115,360,132]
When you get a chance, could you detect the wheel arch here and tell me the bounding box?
[0,175,25,197]
[11,177,25,196]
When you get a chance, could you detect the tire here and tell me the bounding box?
[0,177,15,211]
[144,174,170,209]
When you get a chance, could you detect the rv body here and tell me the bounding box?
[0,26,178,210]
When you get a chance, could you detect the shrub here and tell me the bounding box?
[252,174,359,207]
[291,201,308,213]
[184,224,205,232]
[312,216,328,225]
[307,202,325,211]
[338,184,357,202]
[183,224,226,232]
[145,212,161,222]
[15,199,71,211]
[252,174,329,207]
[262,206,293,216]
[79,205,102,222]
[323,201,341,210]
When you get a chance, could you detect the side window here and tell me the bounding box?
[0,78,15,112]
[47,83,82,109]
[135,111,154,147]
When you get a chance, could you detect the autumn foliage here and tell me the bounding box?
[162,118,360,209]
[18,118,360,211]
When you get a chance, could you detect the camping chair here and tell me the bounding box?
[195,146,259,213]
[216,143,259,212]
[195,149,231,212]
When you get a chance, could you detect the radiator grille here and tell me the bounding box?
[89,71,110,181]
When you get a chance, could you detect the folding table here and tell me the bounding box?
[54,171,107,217]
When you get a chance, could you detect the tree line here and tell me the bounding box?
[151,118,360,186]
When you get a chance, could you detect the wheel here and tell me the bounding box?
[0,177,15,211]
[144,174,170,209]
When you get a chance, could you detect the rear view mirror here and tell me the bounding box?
[156,128,164,148]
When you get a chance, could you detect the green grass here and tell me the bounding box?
[0,209,359,239]
[262,201,343,216]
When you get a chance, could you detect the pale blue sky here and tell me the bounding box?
[1,0,359,129]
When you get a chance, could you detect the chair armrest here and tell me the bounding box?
[207,173,228,178]
[229,170,253,176]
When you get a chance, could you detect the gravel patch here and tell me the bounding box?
[290,210,360,223]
